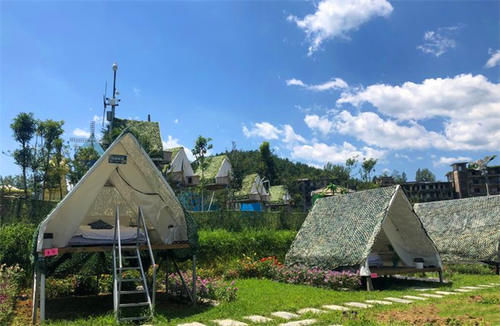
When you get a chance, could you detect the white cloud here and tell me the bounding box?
[286,78,348,91]
[485,49,500,68]
[73,128,90,138]
[174,119,179,124]
[243,122,282,140]
[282,125,306,144]
[433,156,471,167]
[288,0,393,55]
[304,114,334,135]
[162,135,195,161]
[417,26,460,57]
[291,141,385,165]
[337,74,500,151]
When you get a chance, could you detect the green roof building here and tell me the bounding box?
[194,155,232,188]
[163,147,199,187]
[234,173,270,202]
[268,185,291,206]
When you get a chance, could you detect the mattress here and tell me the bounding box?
[68,225,146,246]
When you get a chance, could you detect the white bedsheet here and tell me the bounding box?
[74,225,143,241]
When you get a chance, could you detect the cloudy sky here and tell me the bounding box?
[1,0,499,180]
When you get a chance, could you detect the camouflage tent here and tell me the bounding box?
[286,185,442,272]
[414,195,500,263]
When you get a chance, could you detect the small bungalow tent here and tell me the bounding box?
[163,147,200,187]
[414,195,500,272]
[267,185,291,208]
[234,173,270,211]
[194,154,232,188]
[33,132,197,323]
[286,185,442,290]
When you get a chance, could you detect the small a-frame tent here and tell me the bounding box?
[414,195,500,273]
[285,185,442,290]
[32,132,197,323]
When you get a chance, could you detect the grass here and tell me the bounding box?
[11,273,500,325]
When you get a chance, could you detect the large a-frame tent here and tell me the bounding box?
[285,185,442,290]
[32,132,197,323]
[414,195,500,272]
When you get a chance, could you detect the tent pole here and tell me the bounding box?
[192,255,197,305]
[31,267,40,324]
[40,268,46,322]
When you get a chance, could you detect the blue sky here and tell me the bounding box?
[1,0,499,181]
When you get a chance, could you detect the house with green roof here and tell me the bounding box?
[414,195,500,269]
[163,147,200,187]
[194,155,232,188]
[286,185,443,289]
[267,185,291,207]
[233,173,270,211]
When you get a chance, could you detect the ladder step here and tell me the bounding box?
[119,278,142,283]
[120,290,146,295]
[119,316,149,322]
[119,302,149,308]
[119,245,137,250]
[119,266,140,271]
[123,256,138,259]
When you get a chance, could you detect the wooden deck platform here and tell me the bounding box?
[370,267,441,276]
[39,242,190,255]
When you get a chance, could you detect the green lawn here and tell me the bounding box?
[13,274,500,325]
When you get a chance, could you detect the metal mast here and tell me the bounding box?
[104,63,121,138]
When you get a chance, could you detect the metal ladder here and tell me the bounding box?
[112,206,157,323]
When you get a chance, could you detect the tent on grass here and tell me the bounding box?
[414,195,500,271]
[285,185,442,289]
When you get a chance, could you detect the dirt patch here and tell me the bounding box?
[468,295,483,303]
[377,304,486,326]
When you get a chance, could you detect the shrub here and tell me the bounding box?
[0,264,24,325]
[46,277,74,298]
[444,263,495,275]
[0,223,36,280]
[166,271,238,302]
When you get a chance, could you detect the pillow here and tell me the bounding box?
[88,219,113,230]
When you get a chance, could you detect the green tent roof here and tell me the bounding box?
[234,173,258,198]
[194,155,227,180]
[414,195,500,263]
[166,147,184,161]
[111,118,163,158]
[269,185,288,204]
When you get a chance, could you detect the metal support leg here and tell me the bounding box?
[31,269,40,325]
[192,255,197,305]
[40,270,46,323]
[366,276,374,291]
[496,263,499,275]
[438,270,444,283]
[172,258,194,303]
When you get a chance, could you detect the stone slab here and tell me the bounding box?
[403,295,427,301]
[297,308,327,315]
[178,323,207,326]
[212,320,248,326]
[462,286,481,290]
[434,291,457,295]
[477,285,494,288]
[414,288,433,291]
[271,312,300,320]
[365,300,393,305]
[243,316,273,323]
[279,319,317,326]
[454,289,472,292]
[384,297,413,304]
[419,293,443,298]
[322,305,350,311]
[343,302,372,309]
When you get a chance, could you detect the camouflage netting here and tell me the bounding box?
[285,186,397,269]
[414,195,500,263]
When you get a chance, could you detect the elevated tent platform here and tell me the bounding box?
[32,132,198,324]
[285,185,443,290]
[414,195,500,274]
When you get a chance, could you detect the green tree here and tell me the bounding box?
[38,119,64,198]
[415,168,435,182]
[361,158,377,182]
[192,136,213,211]
[69,147,100,185]
[258,141,277,185]
[391,170,407,184]
[10,113,37,197]
[324,163,350,187]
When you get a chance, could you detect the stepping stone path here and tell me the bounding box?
[434,291,457,295]
[477,285,494,288]
[344,302,372,309]
[385,297,413,304]
[322,305,350,311]
[243,316,273,323]
[403,295,427,301]
[462,286,481,290]
[178,323,207,326]
[297,308,327,315]
[414,288,433,291]
[279,319,317,326]
[365,300,393,305]
[419,293,443,298]
[455,289,472,293]
[212,320,248,326]
[271,312,300,320]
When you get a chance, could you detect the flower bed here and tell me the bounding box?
[166,271,238,302]
[230,255,360,290]
[0,264,24,325]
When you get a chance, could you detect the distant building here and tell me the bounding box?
[163,147,200,187]
[375,176,396,187]
[233,173,269,211]
[446,162,500,198]
[267,185,292,209]
[194,155,232,189]
[401,181,454,203]
[297,178,337,210]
